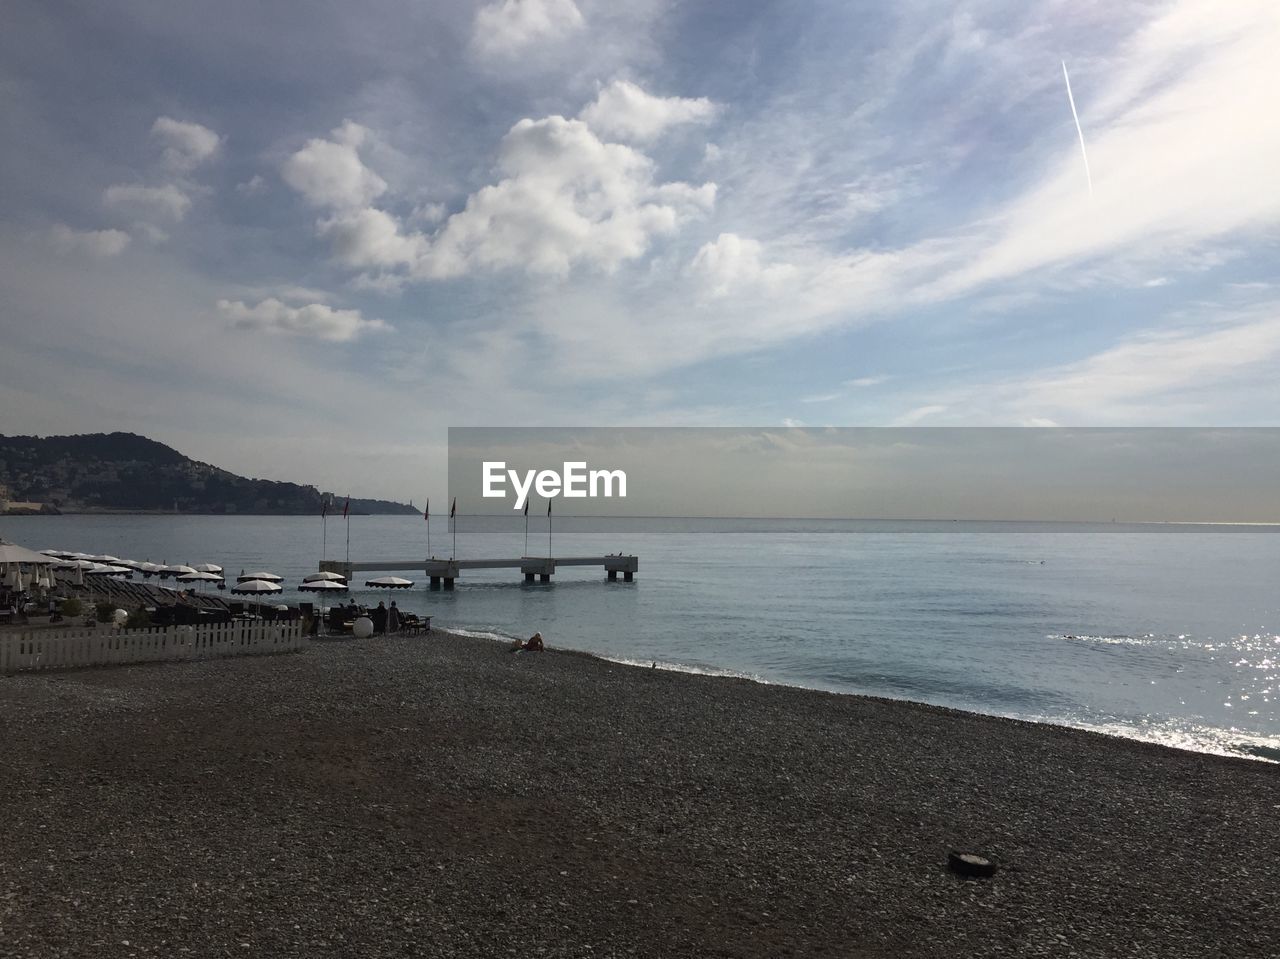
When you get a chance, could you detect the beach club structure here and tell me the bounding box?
[2,529,638,675]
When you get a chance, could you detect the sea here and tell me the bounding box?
[3,513,1278,762]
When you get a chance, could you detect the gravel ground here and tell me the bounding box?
[1,631,1278,958]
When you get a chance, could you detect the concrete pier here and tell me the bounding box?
[319,555,638,589]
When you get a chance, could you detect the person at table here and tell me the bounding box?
[372,601,388,634]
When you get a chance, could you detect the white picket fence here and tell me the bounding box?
[0,620,304,674]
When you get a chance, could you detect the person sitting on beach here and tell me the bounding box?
[510,631,545,653]
[372,601,388,635]
[388,600,401,633]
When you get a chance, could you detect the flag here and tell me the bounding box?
[424,499,429,522]
[547,501,552,517]
[321,498,328,518]
[523,500,529,517]
[343,497,349,519]
[450,497,456,519]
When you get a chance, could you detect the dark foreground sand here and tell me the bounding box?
[1,632,1277,959]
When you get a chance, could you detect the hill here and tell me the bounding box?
[0,432,418,515]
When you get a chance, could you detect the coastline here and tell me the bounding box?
[2,630,1277,957]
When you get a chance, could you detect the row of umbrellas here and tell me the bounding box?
[32,548,418,595]
[297,573,416,594]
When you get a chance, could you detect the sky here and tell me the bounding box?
[2,0,1279,504]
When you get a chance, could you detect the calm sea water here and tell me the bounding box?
[4,513,1278,760]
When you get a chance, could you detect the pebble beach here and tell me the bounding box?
[2,631,1278,958]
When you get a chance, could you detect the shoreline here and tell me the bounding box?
[2,629,1277,957]
[447,626,1280,766]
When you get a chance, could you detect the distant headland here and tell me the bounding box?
[0,432,417,516]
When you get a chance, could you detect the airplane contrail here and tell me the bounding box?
[1061,59,1093,199]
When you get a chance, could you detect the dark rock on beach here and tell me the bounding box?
[1,632,1277,958]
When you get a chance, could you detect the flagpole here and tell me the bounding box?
[524,509,529,556]
[451,498,457,559]
[322,508,328,562]
[345,498,351,564]
[426,500,430,559]
[548,501,552,557]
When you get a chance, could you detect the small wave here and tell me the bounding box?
[442,625,523,645]
[598,655,769,685]
[1027,715,1280,764]
[1054,633,1153,646]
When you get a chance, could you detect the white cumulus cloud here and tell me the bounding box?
[318,208,427,270]
[48,225,131,257]
[281,121,387,211]
[472,0,584,57]
[218,297,392,343]
[689,233,794,297]
[421,115,716,279]
[103,183,192,222]
[580,80,718,143]
[151,117,221,170]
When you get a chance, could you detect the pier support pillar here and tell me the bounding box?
[429,576,440,589]
[607,570,617,581]
[623,571,633,582]
[525,572,535,583]
[539,573,550,583]
[443,578,455,590]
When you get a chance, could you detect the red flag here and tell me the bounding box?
[450,497,456,519]
[343,497,349,519]
[424,499,429,522]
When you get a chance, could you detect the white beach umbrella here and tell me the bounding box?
[137,562,163,576]
[0,540,59,565]
[87,554,121,564]
[237,571,283,583]
[177,571,224,585]
[192,563,223,574]
[303,571,347,583]
[87,564,131,577]
[366,576,414,589]
[231,579,283,595]
[161,564,197,578]
[299,579,348,593]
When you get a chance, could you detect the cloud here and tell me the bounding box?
[472,0,584,58]
[917,1,1280,300]
[318,207,426,269]
[892,404,947,426]
[151,117,221,170]
[688,232,794,297]
[103,183,192,222]
[281,121,387,211]
[847,375,888,388]
[881,298,1280,426]
[48,225,131,257]
[420,115,716,279]
[1009,307,1280,419]
[218,297,392,342]
[236,175,267,196]
[579,80,717,143]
